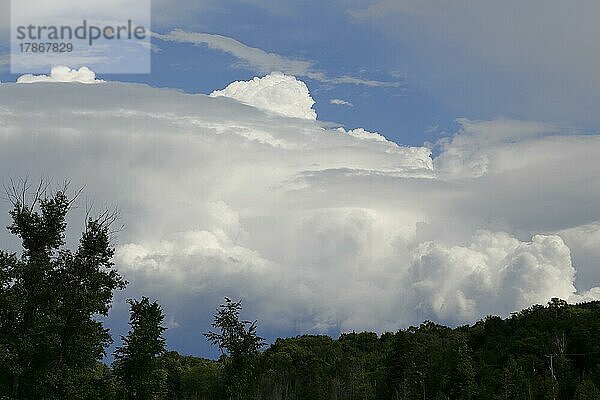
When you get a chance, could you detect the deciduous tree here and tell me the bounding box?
[0,180,126,399]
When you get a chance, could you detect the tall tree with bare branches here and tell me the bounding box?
[0,180,126,399]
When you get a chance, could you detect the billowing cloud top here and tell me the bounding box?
[0,72,599,338]
[17,66,103,84]
[210,73,317,120]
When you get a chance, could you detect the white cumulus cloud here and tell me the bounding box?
[210,73,317,120]
[409,231,576,323]
[16,66,103,84]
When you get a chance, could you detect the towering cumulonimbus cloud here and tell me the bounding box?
[0,70,599,337]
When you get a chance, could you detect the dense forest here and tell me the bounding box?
[1,186,600,400]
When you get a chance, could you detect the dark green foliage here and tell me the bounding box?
[386,322,475,400]
[258,335,342,400]
[255,333,390,400]
[113,297,167,400]
[160,351,223,400]
[3,184,600,400]
[228,300,600,400]
[205,297,264,400]
[205,297,264,362]
[0,184,126,399]
[574,379,600,400]
[467,299,600,400]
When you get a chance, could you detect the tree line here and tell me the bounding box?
[1,187,600,399]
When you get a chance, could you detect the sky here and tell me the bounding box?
[0,0,600,358]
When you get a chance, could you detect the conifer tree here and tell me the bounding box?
[205,297,264,399]
[114,297,167,400]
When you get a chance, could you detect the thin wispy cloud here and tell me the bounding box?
[330,98,354,107]
[153,29,402,88]
[425,125,439,133]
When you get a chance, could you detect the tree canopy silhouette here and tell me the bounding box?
[0,180,126,399]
